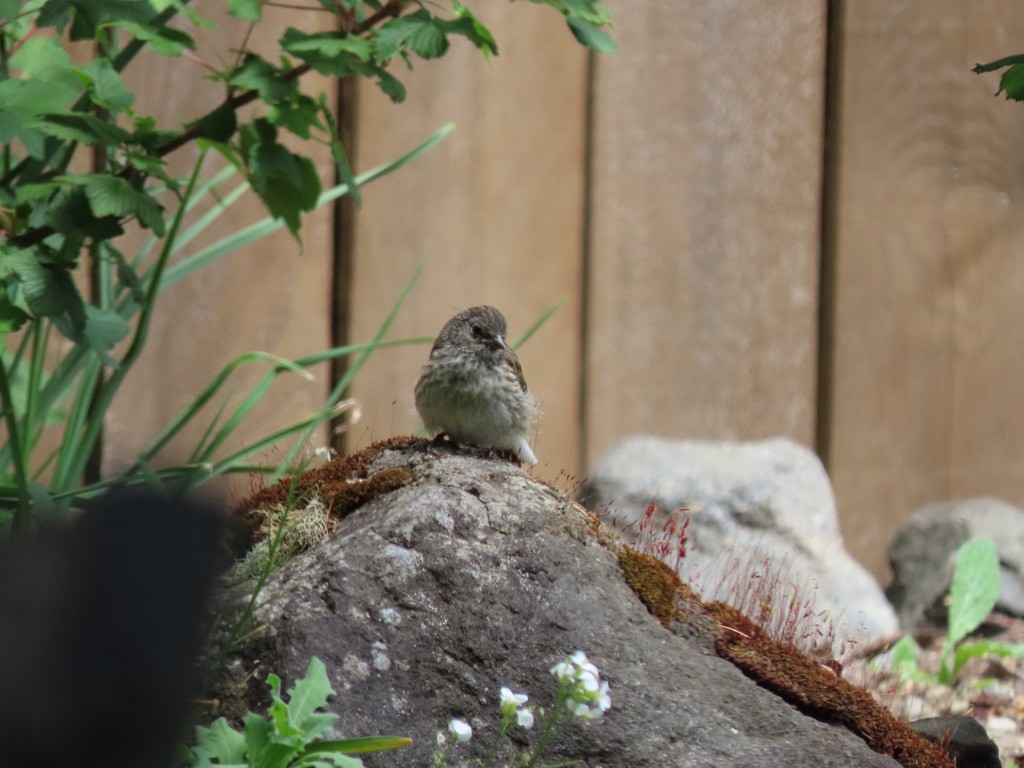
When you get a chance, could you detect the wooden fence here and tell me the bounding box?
[95,1,1024,579]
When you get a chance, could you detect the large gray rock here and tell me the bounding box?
[216,444,900,768]
[579,435,898,644]
[887,498,1024,631]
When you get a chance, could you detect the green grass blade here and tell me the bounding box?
[132,351,310,468]
[53,154,206,492]
[301,736,413,756]
[0,359,31,530]
[273,263,423,478]
[160,124,454,292]
[208,400,356,481]
[512,297,567,348]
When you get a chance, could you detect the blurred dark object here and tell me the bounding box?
[909,716,1001,768]
[0,489,226,768]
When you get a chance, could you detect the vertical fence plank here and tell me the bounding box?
[102,2,334,494]
[585,2,828,468]
[825,2,1024,578]
[345,1,589,481]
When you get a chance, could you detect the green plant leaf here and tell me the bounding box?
[317,95,360,205]
[890,635,934,684]
[442,8,498,57]
[948,537,1001,646]
[9,35,76,80]
[77,303,131,352]
[227,0,262,21]
[998,64,1024,101]
[0,302,30,334]
[268,94,322,140]
[0,0,19,22]
[189,101,239,144]
[231,55,296,105]
[79,57,136,111]
[286,658,336,734]
[280,28,372,62]
[243,711,298,768]
[195,717,247,763]
[44,186,124,240]
[373,10,449,60]
[566,16,617,53]
[246,131,321,238]
[33,112,133,146]
[116,19,196,55]
[60,174,167,236]
[0,249,84,322]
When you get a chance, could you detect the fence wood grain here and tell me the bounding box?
[585,2,828,468]
[824,1,1024,577]
[345,1,589,481]
[80,2,1024,581]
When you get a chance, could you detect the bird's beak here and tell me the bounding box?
[487,334,508,352]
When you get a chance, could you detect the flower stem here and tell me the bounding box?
[525,685,571,768]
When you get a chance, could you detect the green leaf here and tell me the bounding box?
[446,5,498,56]
[44,186,124,240]
[286,658,335,734]
[373,67,406,103]
[36,0,73,32]
[0,302,29,334]
[566,16,617,53]
[559,0,613,25]
[79,58,135,112]
[0,0,20,22]
[243,712,297,768]
[246,130,321,238]
[0,79,83,143]
[317,95,360,205]
[49,302,130,356]
[33,112,133,146]
[280,27,372,62]
[227,0,262,21]
[373,10,448,61]
[268,94,322,140]
[189,101,239,143]
[60,175,166,236]
[9,35,76,80]
[230,55,297,104]
[948,537,1001,646]
[998,64,1024,101]
[63,0,161,41]
[889,635,933,684]
[116,19,196,56]
[0,250,86,329]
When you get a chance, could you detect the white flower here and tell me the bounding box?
[448,718,472,742]
[579,672,600,693]
[549,660,574,682]
[552,651,611,721]
[500,686,529,716]
[571,651,599,678]
[516,708,535,729]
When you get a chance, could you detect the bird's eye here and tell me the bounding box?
[471,324,484,338]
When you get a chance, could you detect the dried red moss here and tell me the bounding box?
[614,544,955,768]
[232,436,420,551]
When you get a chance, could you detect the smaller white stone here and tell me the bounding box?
[371,641,391,671]
[378,606,402,625]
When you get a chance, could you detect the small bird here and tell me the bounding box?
[415,306,539,464]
